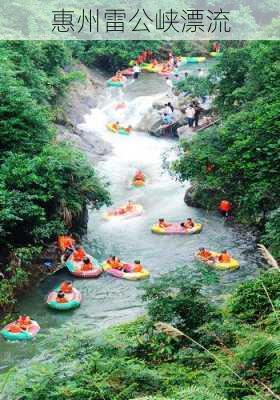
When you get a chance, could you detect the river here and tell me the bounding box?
[0,64,260,373]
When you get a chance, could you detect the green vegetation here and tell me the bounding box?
[173,41,280,258]
[0,41,110,317]
[1,268,279,399]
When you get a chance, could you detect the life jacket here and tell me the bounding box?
[199,250,212,259]
[219,200,232,212]
[134,264,143,273]
[58,236,75,252]
[17,316,31,327]
[60,282,72,293]
[81,262,93,271]
[218,253,231,263]
[73,249,86,262]
[8,324,22,333]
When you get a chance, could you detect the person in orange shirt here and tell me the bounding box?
[8,322,23,333]
[56,291,68,303]
[133,260,143,273]
[60,280,73,294]
[107,256,124,270]
[81,257,93,271]
[218,250,231,263]
[181,218,194,229]
[112,121,120,132]
[17,315,31,329]
[158,218,171,228]
[64,235,75,250]
[197,247,213,260]
[73,245,86,262]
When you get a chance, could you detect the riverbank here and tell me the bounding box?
[0,59,111,323]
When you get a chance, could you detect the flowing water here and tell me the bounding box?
[0,65,260,372]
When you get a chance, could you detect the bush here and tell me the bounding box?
[228,271,280,323]
[142,268,215,337]
[262,208,280,260]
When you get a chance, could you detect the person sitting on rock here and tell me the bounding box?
[162,113,173,125]
[81,257,94,271]
[60,281,73,293]
[56,291,68,303]
[181,218,194,229]
[73,245,86,262]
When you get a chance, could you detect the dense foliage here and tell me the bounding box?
[173,41,280,257]
[1,269,279,400]
[0,41,109,316]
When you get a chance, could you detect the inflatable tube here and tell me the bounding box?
[196,252,240,270]
[1,320,40,341]
[210,52,222,58]
[107,78,126,87]
[47,287,82,310]
[151,223,202,235]
[142,64,162,73]
[106,123,130,136]
[102,262,150,280]
[103,204,143,221]
[180,56,206,65]
[66,255,103,278]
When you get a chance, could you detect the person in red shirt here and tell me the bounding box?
[218,200,232,218]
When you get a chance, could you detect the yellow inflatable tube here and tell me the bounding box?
[196,252,240,271]
[102,262,150,280]
[151,223,202,235]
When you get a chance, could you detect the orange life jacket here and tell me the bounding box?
[8,324,22,333]
[134,264,143,272]
[199,250,212,259]
[81,262,93,271]
[17,316,31,327]
[219,201,232,212]
[218,253,231,263]
[73,249,86,262]
[60,282,72,293]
